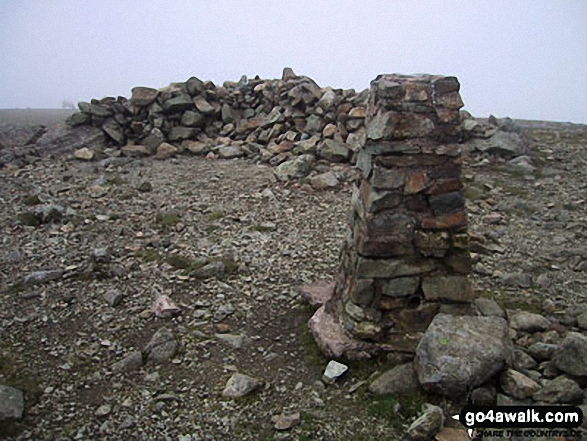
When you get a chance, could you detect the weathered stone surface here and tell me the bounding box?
[368,362,422,395]
[112,351,144,373]
[23,269,64,285]
[102,119,125,144]
[473,297,505,318]
[183,140,209,155]
[143,327,177,363]
[552,332,587,376]
[532,375,583,404]
[469,131,526,158]
[317,139,350,163]
[407,404,444,441]
[322,360,348,384]
[415,314,513,396]
[217,145,243,159]
[299,281,335,306]
[155,142,179,160]
[274,155,313,181]
[163,94,194,114]
[271,412,301,431]
[130,87,159,106]
[168,126,197,142]
[381,277,420,298]
[308,172,339,190]
[222,373,262,398]
[73,147,95,160]
[421,276,472,303]
[356,257,439,279]
[122,144,151,157]
[499,368,541,399]
[0,385,24,421]
[509,311,550,333]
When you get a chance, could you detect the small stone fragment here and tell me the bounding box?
[0,385,24,421]
[322,360,348,384]
[151,295,181,318]
[222,373,263,398]
[407,404,444,441]
[271,412,301,431]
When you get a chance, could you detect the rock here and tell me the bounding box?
[473,297,505,318]
[105,289,124,307]
[95,404,112,418]
[308,172,339,190]
[577,311,587,330]
[368,362,422,395]
[299,281,335,306]
[552,332,587,376]
[151,295,181,318]
[183,140,209,155]
[322,360,348,384]
[509,311,550,333]
[162,94,194,113]
[415,314,513,396]
[167,126,197,142]
[181,110,204,128]
[34,204,66,224]
[317,139,350,163]
[74,147,95,160]
[137,181,153,192]
[222,373,263,398]
[143,128,166,152]
[217,145,243,159]
[282,67,297,80]
[0,385,24,421]
[121,144,151,157]
[532,375,583,404]
[130,87,159,106]
[34,124,107,157]
[506,155,536,174]
[112,351,143,373]
[66,112,91,127]
[512,349,538,370]
[527,342,558,361]
[22,269,64,285]
[274,155,314,181]
[102,119,125,144]
[499,368,541,399]
[407,404,444,441]
[271,412,301,431]
[215,333,248,349]
[155,142,179,160]
[194,96,215,114]
[469,131,526,158]
[143,328,177,364]
[470,385,497,406]
[318,90,337,110]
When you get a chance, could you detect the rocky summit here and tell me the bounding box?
[1,70,587,440]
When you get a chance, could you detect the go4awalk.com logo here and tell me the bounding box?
[452,405,583,439]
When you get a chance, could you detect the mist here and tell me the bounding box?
[0,0,585,123]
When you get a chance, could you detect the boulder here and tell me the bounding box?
[308,171,339,190]
[317,139,350,163]
[368,362,422,396]
[274,155,314,181]
[532,375,583,404]
[468,131,526,158]
[130,87,159,107]
[34,123,107,157]
[552,332,587,376]
[509,311,550,333]
[415,314,513,396]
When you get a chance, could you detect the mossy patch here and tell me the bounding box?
[22,194,41,206]
[155,211,181,228]
[364,391,428,429]
[17,212,41,226]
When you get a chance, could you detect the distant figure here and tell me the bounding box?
[61,99,75,110]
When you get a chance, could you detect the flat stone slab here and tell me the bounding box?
[0,385,24,421]
[299,281,335,306]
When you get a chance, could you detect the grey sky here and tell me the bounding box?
[1,0,585,123]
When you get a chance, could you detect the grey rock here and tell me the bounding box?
[322,360,348,384]
[274,155,314,181]
[506,155,536,174]
[509,311,550,333]
[221,104,240,124]
[368,362,422,395]
[215,333,248,349]
[470,385,496,406]
[143,128,166,152]
[577,311,587,330]
[271,412,301,431]
[181,111,204,128]
[469,131,527,158]
[381,277,420,298]
[474,297,505,318]
[23,269,64,285]
[532,375,583,404]
[112,351,143,373]
[415,314,513,396]
[552,332,587,376]
[143,328,177,364]
[217,145,243,159]
[34,123,107,157]
[194,96,215,114]
[499,368,541,399]
[162,94,193,114]
[167,126,197,142]
[0,385,24,421]
[102,119,125,144]
[34,204,66,223]
[527,342,558,361]
[186,76,204,96]
[66,111,92,127]
[317,139,350,163]
[308,172,339,190]
[407,404,444,441]
[318,90,337,110]
[95,404,112,417]
[105,289,124,307]
[130,87,159,107]
[222,373,263,398]
[512,349,538,370]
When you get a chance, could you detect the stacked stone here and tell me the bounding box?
[67,69,368,167]
[332,74,472,353]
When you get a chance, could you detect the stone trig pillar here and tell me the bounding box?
[309,74,472,359]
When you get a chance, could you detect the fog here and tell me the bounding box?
[1,0,585,123]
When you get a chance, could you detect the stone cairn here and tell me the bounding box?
[308,74,473,359]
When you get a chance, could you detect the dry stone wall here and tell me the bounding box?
[67,68,369,169]
[310,74,473,358]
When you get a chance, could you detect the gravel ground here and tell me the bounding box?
[1,113,586,440]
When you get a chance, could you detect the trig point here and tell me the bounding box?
[307,73,472,359]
